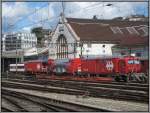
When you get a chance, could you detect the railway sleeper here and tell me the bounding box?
[2,91,54,112]
[2,95,28,112]
[2,89,111,112]
[2,82,148,100]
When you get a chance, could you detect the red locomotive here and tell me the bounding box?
[9,56,148,82]
[24,60,48,75]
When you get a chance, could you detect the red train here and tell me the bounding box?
[24,60,48,75]
[20,56,148,82]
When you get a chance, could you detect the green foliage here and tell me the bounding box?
[31,27,44,44]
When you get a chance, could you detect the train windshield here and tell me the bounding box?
[128,60,140,64]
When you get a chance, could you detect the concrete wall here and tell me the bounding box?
[76,43,115,58]
[112,46,148,59]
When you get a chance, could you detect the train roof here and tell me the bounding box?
[81,55,139,60]
[24,60,47,63]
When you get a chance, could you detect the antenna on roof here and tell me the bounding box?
[61,2,65,23]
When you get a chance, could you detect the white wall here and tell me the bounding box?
[76,43,115,58]
[49,23,76,59]
[48,18,115,60]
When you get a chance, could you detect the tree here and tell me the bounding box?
[93,15,98,20]
[31,27,44,45]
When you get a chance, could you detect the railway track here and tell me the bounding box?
[2,79,148,103]
[2,88,111,112]
[2,78,148,93]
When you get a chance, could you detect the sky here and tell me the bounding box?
[2,2,148,33]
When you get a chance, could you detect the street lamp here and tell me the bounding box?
[16,36,19,75]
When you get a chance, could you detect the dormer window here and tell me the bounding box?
[59,26,64,32]
[126,27,139,35]
[138,26,148,36]
[110,27,123,34]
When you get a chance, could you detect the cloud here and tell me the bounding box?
[2,2,30,24]
[65,2,148,19]
[2,2,55,32]
[22,26,32,32]
[2,2,148,33]
[28,3,55,23]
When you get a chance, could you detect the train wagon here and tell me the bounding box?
[9,64,25,73]
[24,60,48,75]
[77,56,143,82]
[66,58,81,75]
[80,58,119,75]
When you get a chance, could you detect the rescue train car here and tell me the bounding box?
[49,56,145,82]
[9,56,147,82]
[24,60,48,75]
[79,56,142,82]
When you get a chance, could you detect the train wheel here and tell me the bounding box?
[115,76,120,82]
[122,75,128,82]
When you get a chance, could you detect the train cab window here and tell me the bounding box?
[134,60,140,64]
[128,60,140,64]
[128,60,134,64]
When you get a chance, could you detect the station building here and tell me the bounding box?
[2,32,37,51]
[1,32,37,72]
[48,16,148,60]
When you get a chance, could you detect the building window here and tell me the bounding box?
[126,27,139,35]
[136,52,141,57]
[138,26,148,36]
[87,43,91,48]
[110,27,123,34]
[102,45,105,48]
[57,35,68,59]
[121,52,126,55]
[59,26,64,32]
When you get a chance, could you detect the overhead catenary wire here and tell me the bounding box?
[9,3,50,28]
[67,3,105,17]
[13,15,60,32]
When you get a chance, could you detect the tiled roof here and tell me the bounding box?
[66,18,148,46]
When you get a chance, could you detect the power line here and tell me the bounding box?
[9,3,49,29]
[67,3,103,17]
[14,15,60,31]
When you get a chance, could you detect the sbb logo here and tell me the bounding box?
[37,64,41,70]
[106,61,114,71]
